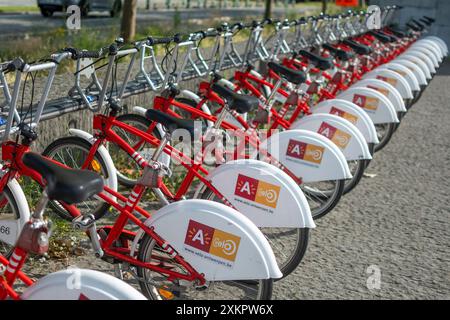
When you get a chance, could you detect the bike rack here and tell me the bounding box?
[0,6,405,135]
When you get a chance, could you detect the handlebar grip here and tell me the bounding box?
[78,50,102,59]
[147,37,174,45]
[63,47,103,59]
[204,29,219,38]
[231,22,244,31]
[2,58,25,72]
[261,18,272,26]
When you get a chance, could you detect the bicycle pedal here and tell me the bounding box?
[72,215,96,230]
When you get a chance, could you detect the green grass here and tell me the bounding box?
[0,6,40,13]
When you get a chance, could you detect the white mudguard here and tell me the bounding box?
[403,50,436,74]
[363,68,413,99]
[385,61,425,88]
[398,54,432,79]
[415,39,445,61]
[0,174,31,247]
[196,159,314,228]
[412,42,442,64]
[409,45,440,68]
[69,129,118,200]
[131,199,283,281]
[260,129,351,183]
[249,69,272,98]
[290,114,372,161]
[311,99,379,144]
[218,77,240,91]
[337,87,399,124]
[351,79,406,112]
[21,269,147,300]
[424,36,448,56]
[176,90,217,128]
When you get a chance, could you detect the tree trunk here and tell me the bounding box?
[264,0,272,19]
[322,0,327,14]
[121,0,137,43]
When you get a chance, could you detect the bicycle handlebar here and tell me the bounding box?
[1,58,26,73]
[147,34,183,46]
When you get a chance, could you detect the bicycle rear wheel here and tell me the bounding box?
[343,159,367,195]
[373,123,396,153]
[136,234,273,300]
[302,179,345,219]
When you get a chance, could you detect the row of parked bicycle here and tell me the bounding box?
[0,5,447,299]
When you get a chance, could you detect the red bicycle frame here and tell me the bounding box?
[0,136,208,288]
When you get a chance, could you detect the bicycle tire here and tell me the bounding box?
[42,136,111,221]
[136,234,273,299]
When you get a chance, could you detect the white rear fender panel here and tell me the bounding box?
[21,269,147,300]
[337,87,399,124]
[398,54,432,79]
[135,199,283,280]
[0,173,31,246]
[403,51,436,74]
[261,129,351,182]
[351,79,406,112]
[363,68,413,99]
[409,45,440,67]
[416,39,445,60]
[424,36,448,56]
[412,41,443,62]
[381,62,423,89]
[202,159,314,229]
[291,113,372,160]
[312,99,379,144]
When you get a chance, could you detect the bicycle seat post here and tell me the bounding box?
[32,190,50,221]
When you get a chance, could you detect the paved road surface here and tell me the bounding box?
[0,5,312,38]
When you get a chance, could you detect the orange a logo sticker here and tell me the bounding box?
[376,75,398,87]
[330,107,358,125]
[353,94,379,111]
[318,122,351,149]
[286,139,324,164]
[235,174,281,208]
[255,180,281,208]
[184,220,241,262]
[303,144,325,164]
[332,129,351,149]
[209,229,241,262]
[367,85,389,97]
